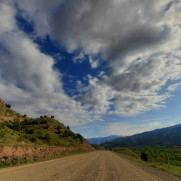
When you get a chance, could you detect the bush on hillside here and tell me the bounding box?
[141,152,148,162]
[5,104,11,108]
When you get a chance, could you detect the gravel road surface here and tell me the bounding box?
[0,151,180,181]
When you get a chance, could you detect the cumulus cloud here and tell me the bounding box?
[0,1,98,126]
[0,0,181,125]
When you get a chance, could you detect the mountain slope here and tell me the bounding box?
[0,98,87,147]
[87,135,122,145]
[103,124,181,148]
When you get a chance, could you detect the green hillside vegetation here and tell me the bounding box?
[112,146,181,178]
[0,104,86,147]
[0,104,22,118]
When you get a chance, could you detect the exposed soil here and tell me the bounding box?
[0,151,180,181]
[0,144,93,164]
[0,98,5,106]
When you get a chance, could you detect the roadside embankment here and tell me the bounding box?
[0,143,94,166]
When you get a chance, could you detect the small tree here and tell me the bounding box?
[6,104,11,108]
[77,133,84,144]
[45,133,52,145]
[45,133,51,140]
[141,152,148,162]
[51,116,54,119]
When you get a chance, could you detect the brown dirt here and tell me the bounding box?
[0,151,180,181]
[0,98,5,106]
[0,116,21,122]
[0,144,93,163]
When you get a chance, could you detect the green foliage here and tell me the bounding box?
[5,104,11,108]
[112,147,138,159]
[141,152,148,162]
[0,104,88,147]
[113,146,181,166]
[0,104,22,117]
[0,117,86,147]
[26,129,34,134]
[113,146,181,178]
[128,146,181,166]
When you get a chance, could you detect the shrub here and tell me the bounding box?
[5,104,11,108]
[30,137,37,142]
[45,133,51,140]
[141,152,148,162]
[26,129,34,134]
[57,125,61,130]
[0,131,5,138]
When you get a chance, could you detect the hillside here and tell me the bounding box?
[103,124,181,148]
[0,99,87,147]
[87,135,122,145]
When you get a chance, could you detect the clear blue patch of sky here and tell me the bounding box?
[15,8,35,34]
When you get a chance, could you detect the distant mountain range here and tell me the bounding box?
[87,135,123,145]
[102,124,181,148]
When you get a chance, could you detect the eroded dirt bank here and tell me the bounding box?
[0,143,93,164]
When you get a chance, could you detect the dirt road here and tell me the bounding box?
[0,151,180,181]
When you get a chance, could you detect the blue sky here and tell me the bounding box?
[0,0,181,138]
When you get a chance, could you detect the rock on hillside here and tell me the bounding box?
[0,98,5,106]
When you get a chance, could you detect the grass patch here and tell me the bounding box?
[168,165,181,178]
[0,117,86,147]
[112,146,181,178]
[0,105,22,117]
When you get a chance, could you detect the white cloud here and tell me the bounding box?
[150,122,161,127]
[89,56,99,69]
[0,2,99,126]
[0,0,181,127]
[0,3,15,33]
[73,52,85,64]
[167,83,181,92]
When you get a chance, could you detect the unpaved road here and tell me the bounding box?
[0,151,180,181]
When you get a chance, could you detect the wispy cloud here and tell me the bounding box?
[0,0,181,129]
